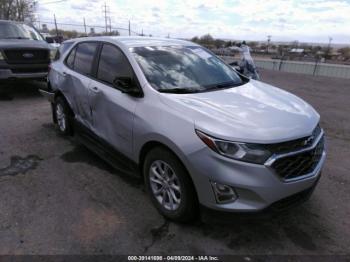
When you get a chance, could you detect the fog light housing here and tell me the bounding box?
[211,181,238,204]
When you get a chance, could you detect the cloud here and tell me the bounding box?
[36,0,350,43]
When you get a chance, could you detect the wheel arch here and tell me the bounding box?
[138,140,199,201]
[53,90,75,116]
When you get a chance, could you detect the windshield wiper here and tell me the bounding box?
[205,81,243,91]
[158,88,200,94]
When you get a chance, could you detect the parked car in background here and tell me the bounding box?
[41,37,326,222]
[0,20,55,82]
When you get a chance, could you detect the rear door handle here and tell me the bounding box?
[62,71,67,76]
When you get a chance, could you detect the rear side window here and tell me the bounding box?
[74,42,99,75]
[97,44,134,86]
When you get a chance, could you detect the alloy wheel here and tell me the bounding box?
[149,160,181,211]
[56,103,66,132]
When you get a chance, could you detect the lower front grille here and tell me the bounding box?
[271,136,324,180]
[11,67,48,74]
[268,181,318,211]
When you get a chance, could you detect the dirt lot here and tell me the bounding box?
[0,69,349,256]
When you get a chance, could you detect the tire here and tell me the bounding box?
[54,96,72,136]
[143,147,198,222]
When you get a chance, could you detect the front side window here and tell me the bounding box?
[0,22,43,40]
[131,46,244,93]
[74,42,99,75]
[97,44,134,89]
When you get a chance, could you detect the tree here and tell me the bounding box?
[0,0,37,22]
[191,36,199,43]
[339,47,350,60]
[199,34,214,46]
[214,38,225,48]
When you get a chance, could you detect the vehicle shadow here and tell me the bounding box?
[183,201,331,253]
[0,80,46,101]
[39,113,334,254]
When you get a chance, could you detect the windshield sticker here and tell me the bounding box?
[191,48,212,60]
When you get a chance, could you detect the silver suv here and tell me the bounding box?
[42,37,326,222]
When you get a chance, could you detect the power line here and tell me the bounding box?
[39,20,140,35]
[39,0,67,4]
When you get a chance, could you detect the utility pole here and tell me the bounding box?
[54,14,58,37]
[326,36,333,59]
[83,17,87,35]
[267,35,271,54]
[37,16,41,30]
[103,2,108,34]
[327,36,333,52]
[128,20,131,36]
[328,36,333,48]
[109,17,112,33]
[141,28,143,36]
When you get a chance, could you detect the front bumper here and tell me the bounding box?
[186,139,326,212]
[0,62,48,80]
[39,88,55,102]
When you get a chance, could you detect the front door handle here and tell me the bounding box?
[62,71,67,76]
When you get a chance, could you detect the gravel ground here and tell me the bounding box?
[0,69,349,256]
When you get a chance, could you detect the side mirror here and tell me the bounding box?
[229,61,239,66]
[45,37,54,44]
[113,77,142,97]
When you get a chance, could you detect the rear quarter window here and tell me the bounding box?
[65,47,77,69]
[54,42,74,60]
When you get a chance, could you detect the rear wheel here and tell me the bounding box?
[54,96,72,135]
[144,147,198,222]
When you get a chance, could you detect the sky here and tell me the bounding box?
[36,0,350,44]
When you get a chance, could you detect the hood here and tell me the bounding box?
[159,80,320,143]
[0,39,51,50]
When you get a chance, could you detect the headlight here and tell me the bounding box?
[196,130,272,164]
[0,51,4,60]
[50,49,57,60]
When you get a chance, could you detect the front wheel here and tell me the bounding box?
[144,147,198,222]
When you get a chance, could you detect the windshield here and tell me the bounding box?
[0,22,43,40]
[131,45,244,93]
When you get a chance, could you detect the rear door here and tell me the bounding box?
[61,41,99,129]
[88,43,142,158]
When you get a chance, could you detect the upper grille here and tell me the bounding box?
[265,124,322,154]
[4,49,49,64]
[271,136,324,180]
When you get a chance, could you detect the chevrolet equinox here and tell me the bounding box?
[41,37,326,222]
